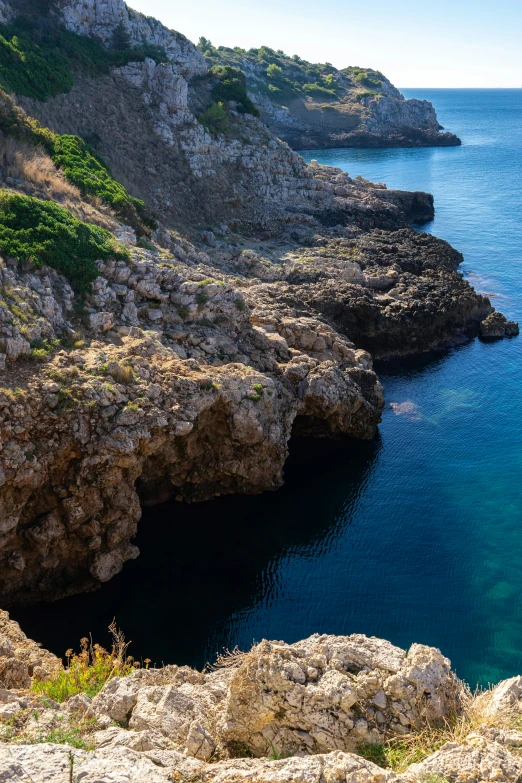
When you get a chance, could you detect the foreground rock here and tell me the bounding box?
[479,312,519,339]
[0,610,61,688]
[405,734,522,783]
[218,635,458,755]
[0,744,409,783]
[2,624,522,782]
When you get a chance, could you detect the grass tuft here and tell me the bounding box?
[31,621,139,702]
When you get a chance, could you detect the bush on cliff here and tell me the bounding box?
[343,66,385,90]
[302,82,337,99]
[0,190,128,292]
[0,18,167,102]
[198,101,231,136]
[0,92,153,231]
[210,65,260,117]
[50,134,148,227]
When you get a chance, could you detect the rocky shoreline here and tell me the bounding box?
[2,611,522,782]
[0,0,517,605]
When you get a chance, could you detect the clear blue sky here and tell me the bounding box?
[129,0,522,88]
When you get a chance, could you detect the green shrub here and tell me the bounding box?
[0,18,167,102]
[302,82,337,99]
[50,134,146,224]
[343,66,384,90]
[267,63,283,80]
[210,65,259,117]
[356,90,381,102]
[0,190,128,292]
[199,101,231,136]
[0,91,151,230]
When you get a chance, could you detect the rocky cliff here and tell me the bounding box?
[0,0,517,603]
[203,44,461,149]
[2,620,522,783]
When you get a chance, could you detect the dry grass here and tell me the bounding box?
[31,621,140,702]
[358,683,522,773]
[0,134,117,230]
[213,646,251,670]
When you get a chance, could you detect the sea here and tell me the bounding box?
[13,89,522,687]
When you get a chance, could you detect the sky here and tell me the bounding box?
[128,0,522,88]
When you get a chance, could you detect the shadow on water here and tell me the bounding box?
[12,435,381,668]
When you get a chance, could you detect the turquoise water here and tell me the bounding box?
[13,90,522,686]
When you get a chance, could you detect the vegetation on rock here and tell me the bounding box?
[0,190,128,291]
[198,41,350,106]
[0,16,167,102]
[199,101,231,136]
[0,91,152,230]
[209,65,260,117]
[32,623,139,702]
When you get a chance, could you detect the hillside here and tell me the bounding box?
[200,41,461,148]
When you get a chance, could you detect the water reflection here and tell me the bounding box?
[12,435,381,668]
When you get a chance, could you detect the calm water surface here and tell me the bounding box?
[14,90,522,686]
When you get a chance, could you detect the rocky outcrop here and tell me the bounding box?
[217,635,458,755]
[479,311,519,339]
[405,734,522,783]
[0,609,61,688]
[56,0,206,79]
[0,629,460,778]
[3,627,522,783]
[206,48,460,149]
[83,633,460,759]
[0,744,408,783]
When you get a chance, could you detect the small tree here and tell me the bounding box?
[112,21,131,52]
[198,102,230,136]
[267,63,283,80]
[198,36,212,52]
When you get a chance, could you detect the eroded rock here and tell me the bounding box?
[218,634,459,756]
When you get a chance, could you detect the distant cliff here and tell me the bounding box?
[201,43,461,149]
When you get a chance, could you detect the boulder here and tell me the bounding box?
[0,610,61,688]
[0,743,173,782]
[218,634,460,756]
[129,683,215,759]
[475,676,522,721]
[195,751,407,783]
[480,312,519,338]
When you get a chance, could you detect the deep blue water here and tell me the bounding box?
[12,90,522,687]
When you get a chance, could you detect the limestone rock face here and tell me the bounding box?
[405,734,522,783]
[0,743,174,783]
[56,0,206,78]
[0,610,61,688]
[475,675,522,721]
[218,634,459,756]
[5,628,522,783]
[209,50,459,150]
[0,2,513,603]
[197,753,407,783]
[0,742,410,783]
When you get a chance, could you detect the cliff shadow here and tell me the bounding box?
[11,434,381,668]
